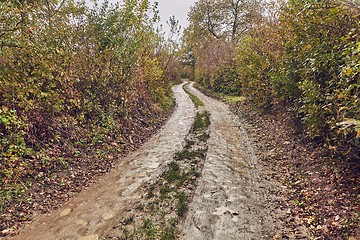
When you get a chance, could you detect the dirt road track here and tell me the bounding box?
[181,83,280,240]
[9,82,286,240]
[11,83,195,240]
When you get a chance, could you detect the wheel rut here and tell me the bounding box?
[181,83,279,240]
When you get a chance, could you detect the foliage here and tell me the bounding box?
[0,0,179,225]
[185,0,359,158]
[212,62,241,95]
[276,0,359,150]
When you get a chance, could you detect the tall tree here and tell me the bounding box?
[188,0,262,42]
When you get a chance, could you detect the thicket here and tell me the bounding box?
[185,0,359,158]
[0,0,179,223]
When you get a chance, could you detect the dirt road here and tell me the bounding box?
[12,83,195,240]
[181,83,282,239]
[10,82,286,239]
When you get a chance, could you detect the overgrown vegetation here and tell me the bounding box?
[184,0,359,238]
[0,0,180,234]
[185,0,359,158]
[105,101,210,239]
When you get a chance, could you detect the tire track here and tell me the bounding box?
[181,83,278,240]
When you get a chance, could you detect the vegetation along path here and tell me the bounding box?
[10,83,195,240]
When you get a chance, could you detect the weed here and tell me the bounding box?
[192,111,210,132]
[160,225,176,240]
[198,132,210,142]
[119,229,136,240]
[175,149,197,161]
[176,148,206,163]
[143,219,157,238]
[147,184,156,198]
[160,185,172,199]
[165,162,181,183]
[176,192,187,217]
[184,139,195,149]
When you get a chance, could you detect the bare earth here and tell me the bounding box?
[7,82,295,239]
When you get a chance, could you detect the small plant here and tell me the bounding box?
[192,111,210,132]
[160,185,172,199]
[143,219,157,238]
[160,225,176,240]
[165,162,181,183]
[147,184,156,199]
[184,139,195,149]
[175,149,197,161]
[176,192,187,217]
[198,132,210,142]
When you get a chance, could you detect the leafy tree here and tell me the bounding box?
[0,0,179,226]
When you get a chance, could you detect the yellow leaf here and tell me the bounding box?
[1,106,9,112]
[345,68,353,77]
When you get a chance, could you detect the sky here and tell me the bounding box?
[85,0,196,36]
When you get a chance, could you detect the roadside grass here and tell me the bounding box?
[193,82,246,104]
[224,95,246,104]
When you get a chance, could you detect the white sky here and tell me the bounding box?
[85,0,195,36]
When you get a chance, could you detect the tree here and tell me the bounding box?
[188,0,262,42]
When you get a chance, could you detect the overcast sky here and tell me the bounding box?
[86,0,196,36]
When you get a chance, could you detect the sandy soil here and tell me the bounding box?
[9,83,195,240]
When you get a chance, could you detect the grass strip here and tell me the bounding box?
[183,83,204,108]
[107,108,211,240]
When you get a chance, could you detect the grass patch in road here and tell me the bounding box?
[110,107,211,240]
[183,83,204,108]
[198,132,210,142]
[176,192,187,217]
[192,111,210,133]
[164,162,181,183]
[175,148,206,161]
